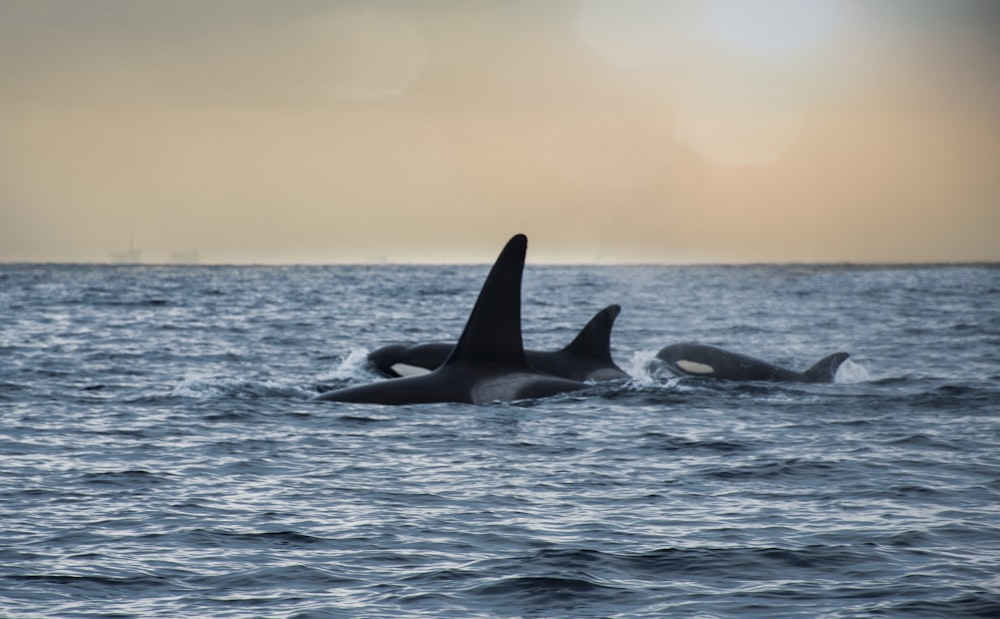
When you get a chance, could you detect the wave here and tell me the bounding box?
[637,432,751,453]
[873,592,1000,618]
[189,564,357,591]
[433,544,924,616]
[696,457,844,481]
[176,528,333,549]
[170,375,314,399]
[80,469,173,488]
[10,572,168,591]
[467,574,632,607]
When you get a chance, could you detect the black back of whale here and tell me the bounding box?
[367,304,629,382]
[655,342,849,383]
[314,234,588,405]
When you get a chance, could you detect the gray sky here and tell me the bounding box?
[2,0,999,263]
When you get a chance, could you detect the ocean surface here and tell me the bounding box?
[1,261,998,618]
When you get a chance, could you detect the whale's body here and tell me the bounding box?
[655,343,849,383]
[367,305,628,382]
[314,235,589,405]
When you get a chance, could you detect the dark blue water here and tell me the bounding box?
[2,262,998,618]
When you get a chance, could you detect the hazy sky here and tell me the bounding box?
[2,0,999,263]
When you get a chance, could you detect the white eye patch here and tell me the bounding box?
[677,359,715,374]
[391,363,432,377]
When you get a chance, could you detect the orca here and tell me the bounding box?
[366,304,629,382]
[313,234,589,405]
[654,342,849,383]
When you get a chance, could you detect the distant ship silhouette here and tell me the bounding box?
[111,237,142,264]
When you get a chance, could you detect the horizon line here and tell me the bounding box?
[2,259,998,268]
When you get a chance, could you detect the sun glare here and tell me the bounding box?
[706,0,840,57]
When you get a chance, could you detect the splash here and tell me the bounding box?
[624,349,665,387]
[834,358,871,384]
[317,348,373,382]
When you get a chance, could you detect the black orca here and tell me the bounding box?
[314,234,589,405]
[366,304,629,382]
[654,343,849,383]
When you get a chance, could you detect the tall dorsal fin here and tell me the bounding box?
[560,304,621,363]
[444,234,528,367]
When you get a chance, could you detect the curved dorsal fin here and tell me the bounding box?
[560,304,621,363]
[444,234,528,367]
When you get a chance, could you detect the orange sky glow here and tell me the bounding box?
[1,0,998,264]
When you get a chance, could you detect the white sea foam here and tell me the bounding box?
[834,358,871,384]
[624,348,665,387]
[317,348,373,382]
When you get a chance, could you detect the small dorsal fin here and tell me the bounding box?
[803,352,851,383]
[445,234,528,367]
[560,304,621,363]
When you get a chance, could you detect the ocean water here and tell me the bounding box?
[1,261,998,618]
